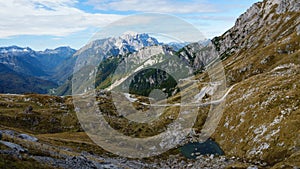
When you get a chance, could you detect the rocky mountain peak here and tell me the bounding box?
[39,46,76,59]
[210,0,300,59]
[0,46,33,54]
[235,0,299,29]
[75,33,161,59]
[116,32,160,54]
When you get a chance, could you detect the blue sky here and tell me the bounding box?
[0,0,260,50]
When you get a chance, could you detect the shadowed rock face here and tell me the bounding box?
[23,106,33,114]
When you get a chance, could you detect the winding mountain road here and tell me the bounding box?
[130,84,236,107]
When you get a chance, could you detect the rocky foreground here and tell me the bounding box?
[0,129,261,169]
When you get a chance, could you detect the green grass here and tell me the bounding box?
[0,94,80,134]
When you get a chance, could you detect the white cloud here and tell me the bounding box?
[87,0,218,13]
[0,0,123,38]
[91,14,206,43]
[183,15,237,21]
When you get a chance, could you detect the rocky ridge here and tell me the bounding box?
[195,0,300,167]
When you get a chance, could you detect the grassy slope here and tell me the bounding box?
[0,94,80,134]
[208,7,300,167]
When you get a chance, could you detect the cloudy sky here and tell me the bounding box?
[0,0,259,50]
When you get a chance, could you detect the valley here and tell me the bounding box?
[0,0,299,168]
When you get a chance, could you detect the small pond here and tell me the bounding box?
[180,139,224,159]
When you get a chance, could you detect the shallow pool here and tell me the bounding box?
[180,139,224,159]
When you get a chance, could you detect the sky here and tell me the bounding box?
[0,0,260,51]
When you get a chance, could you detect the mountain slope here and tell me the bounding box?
[55,1,299,167]
[0,0,299,167]
[0,46,76,80]
[54,33,162,95]
[0,63,57,94]
[36,46,76,74]
[0,46,76,94]
[188,0,300,166]
[0,46,48,77]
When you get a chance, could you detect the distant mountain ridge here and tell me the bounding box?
[0,63,57,94]
[36,46,76,73]
[0,46,76,77]
[54,33,165,95]
[54,32,201,96]
[75,32,161,58]
[0,34,191,95]
[0,46,76,94]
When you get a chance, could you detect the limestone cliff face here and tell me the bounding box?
[178,0,299,78]
[212,0,300,58]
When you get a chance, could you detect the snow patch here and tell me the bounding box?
[194,83,218,102]
[123,93,138,102]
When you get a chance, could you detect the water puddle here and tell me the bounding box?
[180,139,224,159]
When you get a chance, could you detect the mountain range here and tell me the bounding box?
[0,46,76,93]
[0,30,214,95]
[0,33,190,94]
[0,0,299,168]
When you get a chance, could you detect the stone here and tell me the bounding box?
[18,134,38,142]
[0,140,27,153]
[65,155,97,169]
[1,130,15,137]
[247,165,258,169]
[187,163,193,167]
[24,105,33,114]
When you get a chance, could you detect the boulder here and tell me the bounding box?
[65,155,98,169]
[24,105,33,114]
[0,140,27,153]
[18,134,38,142]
